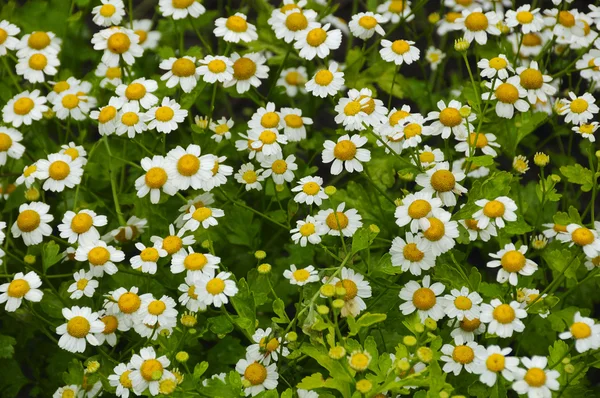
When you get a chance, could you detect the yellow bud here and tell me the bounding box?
[335,286,347,297]
[195,115,209,129]
[564,363,575,373]
[324,185,337,196]
[254,250,266,260]
[533,152,550,167]
[356,379,372,394]
[424,318,437,331]
[275,184,285,192]
[176,351,189,363]
[320,284,335,297]
[416,347,433,363]
[201,240,211,249]
[369,224,380,234]
[24,254,36,265]
[257,263,271,274]
[152,370,163,381]
[317,305,330,315]
[403,336,417,346]
[332,299,345,309]
[454,38,470,52]
[329,345,346,359]
[85,360,100,374]
[24,187,40,201]
[398,171,415,181]
[181,312,198,327]
[43,109,55,119]
[550,174,561,183]
[428,12,440,24]
[459,106,472,118]
[286,331,297,342]
[414,323,425,333]
[396,358,411,372]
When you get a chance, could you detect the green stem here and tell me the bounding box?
[103,138,127,225]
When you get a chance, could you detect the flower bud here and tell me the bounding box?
[459,106,472,118]
[428,12,440,24]
[534,152,550,167]
[317,305,330,315]
[332,299,345,309]
[454,38,470,52]
[275,184,285,192]
[176,351,189,363]
[257,263,271,274]
[403,336,417,346]
[152,370,163,381]
[329,345,346,359]
[335,286,347,297]
[201,240,211,249]
[24,255,36,265]
[564,363,575,373]
[550,174,561,183]
[324,186,337,196]
[286,332,297,342]
[24,187,40,201]
[356,379,372,394]
[195,115,208,129]
[369,224,380,234]
[414,323,425,333]
[416,347,433,363]
[425,318,437,331]
[396,358,411,372]
[320,284,335,297]
[254,250,266,260]
[85,360,100,374]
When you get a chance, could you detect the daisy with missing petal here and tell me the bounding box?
[197,270,238,308]
[395,192,443,233]
[290,215,327,247]
[455,132,500,157]
[0,126,25,166]
[322,134,371,175]
[133,19,161,50]
[443,287,483,320]
[159,0,205,20]
[280,107,312,142]
[480,299,527,338]
[427,100,474,139]
[0,20,20,55]
[224,52,269,94]
[455,8,501,45]
[0,271,43,312]
[425,47,445,70]
[214,13,257,43]
[129,346,175,396]
[292,176,328,205]
[450,317,486,345]
[477,54,513,80]
[316,202,363,237]
[473,345,520,387]
[512,356,560,398]
[92,0,125,27]
[108,363,133,398]
[349,12,385,40]
[182,205,225,231]
[460,217,498,242]
[399,275,446,322]
[277,66,308,97]
[95,62,123,88]
[473,196,518,229]
[135,156,178,204]
[556,224,600,257]
[146,97,188,134]
[115,78,159,109]
[166,144,212,190]
[178,273,207,312]
[284,265,319,286]
[16,51,60,83]
[573,122,598,142]
[505,5,544,33]
[247,328,289,365]
[295,23,342,60]
[2,89,48,128]
[441,342,480,376]
[516,61,556,105]
[389,233,436,276]
[261,154,297,185]
[558,92,599,125]
[59,209,107,244]
[115,102,148,138]
[202,155,233,191]
[131,241,168,274]
[76,240,125,277]
[104,287,142,331]
[198,55,234,84]
[380,39,420,65]
[90,97,120,136]
[67,270,98,300]
[160,56,200,93]
[305,62,344,98]
[11,202,53,246]
[416,162,467,206]
[209,117,233,142]
[559,311,600,353]
[249,129,287,157]
[323,267,371,317]
[482,76,530,119]
[487,243,537,286]
[92,26,143,67]
[236,355,279,397]
[56,306,104,353]
[235,163,264,191]
[171,247,220,277]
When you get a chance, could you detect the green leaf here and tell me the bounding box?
[192,361,209,382]
[40,291,65,319]
[42,241,62,273]
[542,248,581,280]
[348,312,387,336]
[0,359,29,397]
[272,298,290,324]
[351,226,379,253]
[300,345,354,383]
[198,371,243,398]
[0,335,17,359]
[230,278,256,336]
[208,315,234,335]
[468,155,495,167]
[560,164,594,192]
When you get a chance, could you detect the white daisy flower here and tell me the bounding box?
[0,271,43,312]
[67,270,98,300]
[182,205,225,231]
[280,107,312,142]
[416,162,467,206]
[473,196,518,229]
[443,287,483,320]
[377,0,413,23]
[487,243,537,286]
[295,22,342,60]
[543,8,585,41]
[178,273,207,312]
[455,131,500,157]
[558,92,599,125]
[160,56,200,93]
[426,99,474,139]
[559,311,600,353]
[209,117,233,142]
[115,102,148,138]
[16,31,61,58]
[75,240,125,277]
[394,191,443,233]
[473,345,520,387]
[516,61,556,105]
[236,355,279,396]
[505,5,544,33]
[235,163,264,191]
[305,61,344,98]
[261,154,297,185]
[171,246,220,277]
[277,66,308,97]
[349,12,385,40]
[202,155,233,191]
[108,363,133,398]
[95,62,123,88]
[399,275,446,322]
[58,209,107,244]
[477,54,513,80]
[132,19,161,50]
[137,294,178,326]
[284,265,319,286]
[103,217,147,244]
[91,26,143,67]
[389,233,436,276]
[248,102,282,132]
[104,287,143,331]
[292,176,328,205]
[196,270,238,308]
[166,144,212,190]
[56,306,105,353]
[0,126,25,166]
[129,346,175,396]
[146,97,188,134]
[573,122,598,142]
[2,89,48,128]
[131,241,168,274]
[94,312,119,347]
[425,46,445,70]
[11,202,53,246]
[322,134,371,175]
[460,217,498,242]
[52,90,92,121]
[224,52,269,94]
[16,51,60,83]
[135,155,179,204]
[482,76,530,119]
[512,356,560,398]
[480,299,527,338]
[159,0,205,20]
[455,8,501,45]
[90,97,120,136]
[246,327,290,365]
[214,13,258,43]
[441,342,481,375]
[450,317,486,345]
[380,39,420,65]
[198,55,234,84]
[315,202,363,237]
[249,129,287,157]
[323,267,371,318]
[150,224,195,257]
[290,215,327,247]
[0,20,20,55]
[92,0,126,27]
[270,8,317,43]
[556,223,600,258]
[115,78,159,109]
[53,386,80,398]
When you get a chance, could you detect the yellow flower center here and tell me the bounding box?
[271,159,288,174]
[460,317,481,331]
[63,147,80,160]
[107,32,131,54]
[391,40,410,54]
[99,4,116,17]
[336,279,358,300]
[333,140,357,160]
[176,154,200,176]
[155,106,174,122]
[423,217,445,241]
[71,213,93,234]
[306,28,327,47]
[184,253,208,271]
[299,222,315,236]
[454,296,472,310]
[430,170,455,192]
[579,124,596,135]
[140,247,159,262]
[524,368,547,387]
[192,207,212,221]
[257,130,276,146]
[452,345,475,364]
[244,362,267,385]
[358,16,378,29]
[187,285,198,299]
[51,160,72,180]
[572,227,594,246]
[389,110,410,126]
[358,95,375,114]
[118,292,141,313]
[439,107,462,127]
[28,53,48,70]
[135,29,148,44]
[207,59,227,73]
[285,12,308,31]
[106,66,122,79]
[407,199,431,219]
[516,11,534,24]
[483,200,505,218]
[326,211,349,230]
[67,316,91,338]
[88,247,110,266]
[388,0,405,12]
[285,71,302,85]
[125,83,146,100]
[520,68,543,90]
[13,97,35,115]
[160,235,181,255]
[495,83,519,104]
[343,101,362,116]
[492,303,515,323]
[17,209,41,232]
[261,112,280,129]
[28,31,51,50]
[242,170,258,183]
[214,123,229,134]
[7,279,30,298]
[232,57,257,80]
[148,300,166,315]
[280,4,299,12]
[349,353,370,370]
[62,390,76,398]
[293,269,311,282]
[140,359,163,381]
[284,114,304,129]
[119,370,133,388]
[522,33,542,46]
[101,315,118,334]
[403,243,424,262]
[558,11,575,27]
[314,69,334,86]
[570,98,589,114]
[145,167,168,189]
[412,287,436,310]
[121,111,139,126]
[172,58,196,77]
[76,278,88,290]
[302,181,320,195]
[206,278,226,295]
[259,336,280,352]
[226,15,248,32]
[569,321,592,340]
[404,123,422,138]
[53,82,70,94]
[469,132,488,148]
[0,28,7,44]
[501,250,526,273]
[486,353,505,372]
[62,94,80,110]
[464,12,488,31]
[0,133,12,151]
[489,56,507,70]
[446,12,462,23]
[23,165,37,177]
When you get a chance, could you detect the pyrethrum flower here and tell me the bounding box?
[323,267,371,317]
[284,265,319,286]
[0,20,20,55]
[16,51,60,83]
[235,163,264,191]
[115,102,148,138]
[159,0,205,19]
[473,345,520,387]
[315,202,363,237]
[416,162,467,207]
[559,311,600,353]
[209,117,234,142]
[115,78,159,109]
[104,287,143,330]
[214,13,258,43]
[487,243,538,286]
[196,271,238,307]
[236,355,279,396]
[160,56,200,93]
[322,134,371,175]
[349,12,385,40]
[505,5,544,33]
[91,26,143,67]
[277,67,308,97]
[131,241,168,274]
[473,196,518,229]
[455,8,501,45]
[58,209,107,244]
[129,346,175,396]
[2,89,48,128]
[292,176,328,205]
[249,129,287,157]
[246,327,289,365]
[482,76,530,119]
[11,202,53,246]
[67,270,98,300]
[290,215,327,247]
[454,132,500,157]
[294,23,342,60]
[0,126,25,166]
[389,233,436,276]
[305,62,344,98]
[516,61,556,105]
[394,192,443,233]
[0,271,43,312]
[135,155,178,204]
[558,92,599,125]
[399,275,446,322]
[380,39,420,65]
[166,144,212,190]
[441,342,480,375]
[556,224,600,258]
[512,356,560,398]
[261,154,297,184]
[75,240,125,277]
[477,54,513,80]
[92,0,126,26]
[224,52,269,94]
[182,205,225,231]
[56,306,105,353]
[146,97,188,134]
[198,55,234,83]
[480,299,527,338]
[171,247,220,277]
[426,100,474,139]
